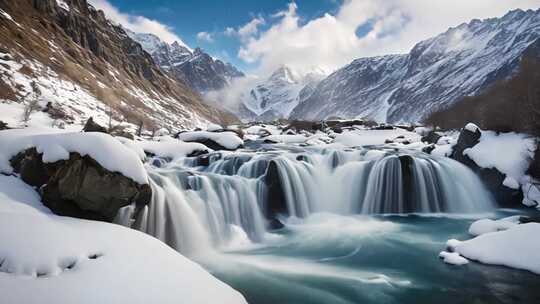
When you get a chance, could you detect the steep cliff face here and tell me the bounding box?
[127,31,244,93]
[0,0,237,131]
[290,9,540,123]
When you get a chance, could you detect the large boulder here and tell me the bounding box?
[450,125,522,207]
[11,148,151,221]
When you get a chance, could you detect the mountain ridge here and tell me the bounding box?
[290,8,540,122]
[127,30,244,93]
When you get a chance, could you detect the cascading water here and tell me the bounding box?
[116,147,494,256]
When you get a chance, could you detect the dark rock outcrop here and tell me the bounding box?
[83,117,108,133]
[422,144,436,154]
[11,148,151,221]
[421,131,442,144]
[264,160,288,218]
[0,120,9,130]
[450,126,481,167]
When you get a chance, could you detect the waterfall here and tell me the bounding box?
[116,148,494,255]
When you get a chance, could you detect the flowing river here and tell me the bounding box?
[116,144,540,303]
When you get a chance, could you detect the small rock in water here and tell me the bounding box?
[268,218,285,230]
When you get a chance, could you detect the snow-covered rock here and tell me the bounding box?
[463,131,536,184]
[0,175,247,304]
[0,129,147,184]
[444,222,540,274]
[439,251,469,265]
[133,137,211,160]
[177,131,243,151]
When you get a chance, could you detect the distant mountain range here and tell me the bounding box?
[233,8,540,123]
[127,30,244,93]
[1,0,538,126]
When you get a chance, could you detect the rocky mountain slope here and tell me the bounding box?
[290,8,540,123]
[0,0,236,132]
[238,66,325,121]
[127,31,244,93]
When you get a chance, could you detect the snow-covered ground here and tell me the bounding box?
[0,175,247,304]
[334,128,421,147]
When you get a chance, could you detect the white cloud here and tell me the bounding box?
[236,0,540,76]
[196,31,214,43]
[223,15,265,42]
[224,27,236,37]
[88,0,188,47]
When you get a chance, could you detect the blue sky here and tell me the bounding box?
[91,0,540,75]
[96,0,342,70]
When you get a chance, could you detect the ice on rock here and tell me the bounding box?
[522,182,540,207]
[502,176,520,189]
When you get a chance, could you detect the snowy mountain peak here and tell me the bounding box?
[125,28,192,54]
[269,65,300,84]
[129,33,244,93]
[238,65,326,121]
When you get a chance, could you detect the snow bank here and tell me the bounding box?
[0,176,247,304]
[468,216,520,236]
[177,131,243,150]
[450,223,540,274]
[244,125,280,136]
[463,131,536,184]
[0,102,57,129]
[334,129,421,147]
[0,129,148,184]
[439,251,469,265]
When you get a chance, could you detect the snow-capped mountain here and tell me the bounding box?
[290,8,540,122]
[239,66,325,121]
[127,31,244,93]
[125,29,191,55]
